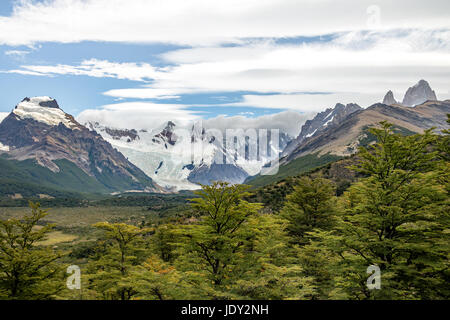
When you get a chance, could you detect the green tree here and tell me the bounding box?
[150,223,179,263]
[280,176,336,244]
[436,114,450,194]
[131,254,200,300]
[87,222,150,300]
[322,122,449,299]
[177,182,262,295]
[0,202,64,299]
[231,214,315,299]
[278,177,337,299]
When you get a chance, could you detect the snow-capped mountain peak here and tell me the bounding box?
[13,97,79,129]
[0,97,162,193]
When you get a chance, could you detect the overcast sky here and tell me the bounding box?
[0,0,449,133]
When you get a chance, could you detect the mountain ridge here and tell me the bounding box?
[0,97,164,194]
[282,103,362,157]
[247,94,450,187]
[85,119,293,190]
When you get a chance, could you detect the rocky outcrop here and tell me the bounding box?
[382,90,397,105]
[86,122,140,142]
[152,121,177,147]
[187,163,249,185]
[402,79,437,107]
[282,103,361,157]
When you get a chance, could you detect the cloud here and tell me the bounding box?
[8,59,162,82]
[105,30,450,108]
[4,50,30,58]
[202,111,311,137]
[76,102,201,130]
[238,112,255,116]
[8,29,450,111]
[0,0,449,46]
[76,103,308,137]
[227,93,381,112]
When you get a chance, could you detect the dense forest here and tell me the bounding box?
[0,119,449,300]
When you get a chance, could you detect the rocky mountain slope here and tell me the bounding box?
[283,100,449,163]
[283,80,447,164]
[282,103,361,157]
[0,97,163,195]
[248,80,449,187]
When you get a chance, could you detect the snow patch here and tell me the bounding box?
[323,115,334,126]
[0,112,9,124]
[305,129,317,138]
[323,110,333,121]
[0,141,10,152]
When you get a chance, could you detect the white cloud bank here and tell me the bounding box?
[76,103,308,137]
[103,29,450,106]
[10,30,450,111]
[0,0,449,46]
[76,102,201,130]
[7,59,161,82]
[202,111,311,137]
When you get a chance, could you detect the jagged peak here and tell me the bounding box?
[19,96,59,109]
[402,79,437,107]
[414,79,429,88]
[333,102,361,111]
[164,121,176,132]
[383,90,397,105]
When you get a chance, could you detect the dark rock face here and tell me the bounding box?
[153,121,177,146]
[0,98,161,193]
[38,99,60,109]
[402,80,437,107]
[105,127,139,142]
[19,97,60,109]
[382,90,397,105]
[86,122,140,142]
[187,163,249,185]
[282,103,361,157]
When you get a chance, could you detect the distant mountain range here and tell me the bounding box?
[382,79,438,107]
[247,80,450,186]
[85,119,292,190]
[0,80,448,196]
[0,97,164,197]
